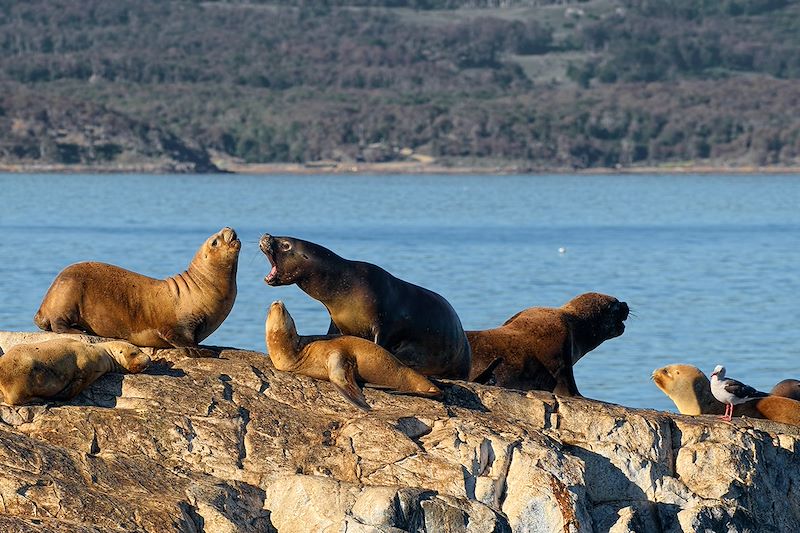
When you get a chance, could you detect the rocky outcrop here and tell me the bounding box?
[0,331,798,532]
[0,89,219,173]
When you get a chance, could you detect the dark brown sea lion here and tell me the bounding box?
[259,234,471,379]
[467,292,629,397]
[0,338,150,405]
[652,364,800,426]
[34,227,240,357]
[770,379,800,401]
[266,301,441,410]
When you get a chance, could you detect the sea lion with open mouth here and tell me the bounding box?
[259,234,471,379]
[467,293,629,397]
[34,227,240,357]
[266,300,442,411]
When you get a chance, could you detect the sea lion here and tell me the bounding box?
[34,227,240,357]
[266,301,442,410]
[0,338,150,405]
[259,234,471,379]
[652,364,800,426]
[467,293,629,397]
[770,379,800,401]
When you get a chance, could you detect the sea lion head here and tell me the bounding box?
[198,227,241,271]
[565,292,629,339]
[259,234,338,287]
[652,364,712,415]
[104,341,151,374]
[265,300,300,355]
[771,379,800,401]
[266,300,296,334]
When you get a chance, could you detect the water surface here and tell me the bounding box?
[2,172,798,412]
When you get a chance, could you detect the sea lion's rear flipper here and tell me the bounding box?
[326,350,370,411]
[471,357,504,385]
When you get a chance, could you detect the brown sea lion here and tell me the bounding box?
[0,338,150,405]
[467,293,629,397]
[266,301,441,410]
[34,227,240,357]
[770,379,800,401]
[259,234,471,379]
[652,364,800,426]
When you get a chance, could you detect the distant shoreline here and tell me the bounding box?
[2,161,800,176]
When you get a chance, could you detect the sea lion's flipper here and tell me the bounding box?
[550,333,581,397]
[50,317,88,335]
[326,350,370,411]
[472,357,504,385]
[157,326,216,358]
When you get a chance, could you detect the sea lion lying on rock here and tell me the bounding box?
[652,364,800,426]
[467,293,629,397]
[0,338,150,405]
[266,301,441,411]
[259,234,471,379]
[34,227,240,357]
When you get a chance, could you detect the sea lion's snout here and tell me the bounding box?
[259,234,273,254]
[219,227,240,249]
[221,227,238,243]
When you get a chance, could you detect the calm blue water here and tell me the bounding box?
[1,173,798,412]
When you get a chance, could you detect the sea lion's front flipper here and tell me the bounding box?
[326,350,370,411]
[471,357,504,385]
[156,326,216,358]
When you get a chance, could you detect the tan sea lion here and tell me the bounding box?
[652,364,800,426]
[467,293,629,397]
[770,379,800,401]
[259,234,471,379]
[266,301,442,411]
[0,338,150,405]
[34,227,240,357]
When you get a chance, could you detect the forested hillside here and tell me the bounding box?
[1,0,799,171]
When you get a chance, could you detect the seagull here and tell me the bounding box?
[709,365,767,421]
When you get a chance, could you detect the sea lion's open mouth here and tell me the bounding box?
[260,234,279,285]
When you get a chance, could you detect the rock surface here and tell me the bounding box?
[0,331,798,532]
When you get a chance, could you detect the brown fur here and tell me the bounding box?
[770,379,800,401]
[34,228,240,356]
[0,338,150,405]
[259,234,471,379]
[266,301,441,410]
[467,293,629,397]
[652,364,800,426]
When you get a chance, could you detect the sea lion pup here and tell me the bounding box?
[259,234,471,379]
[266,301,442,411]
[467,293,629,397]
[34,227,240,357]
[652,364,800,426]
[770,379,800,401]
[0,338,150,406]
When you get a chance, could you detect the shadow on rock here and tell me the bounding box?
[440,382,489,413]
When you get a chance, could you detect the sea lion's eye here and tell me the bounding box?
[211,239,219,247]
[281,241,292,251]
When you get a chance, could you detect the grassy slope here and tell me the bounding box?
[0,0,798,171]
